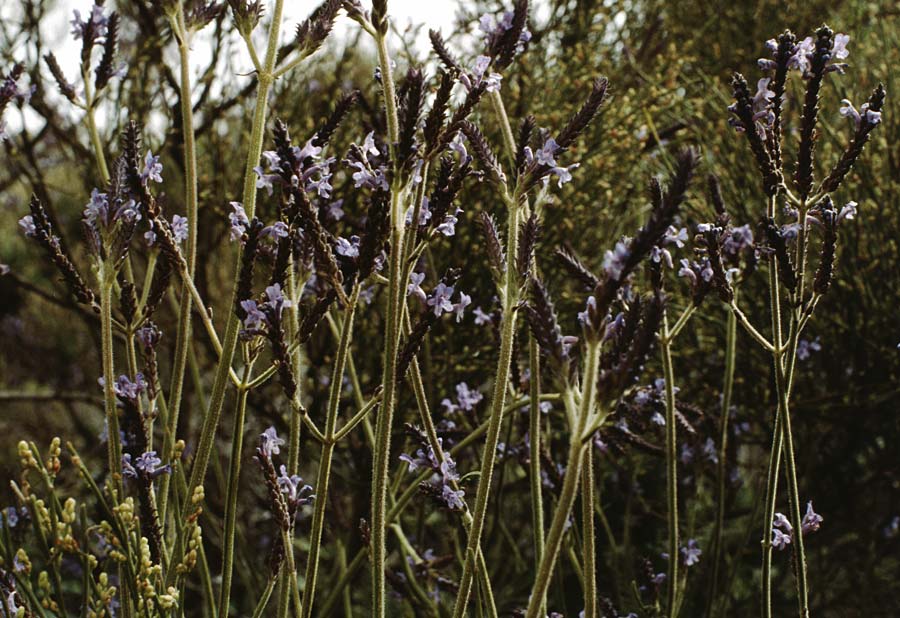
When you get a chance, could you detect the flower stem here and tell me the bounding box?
[528,335,545,606]
[450,86,523,618]
[707,297,737,616]
[370,24,404,617]
[301,287,360,618]
[165,0,286,588]
[581,446,597,618]
[660,309,681,618]
[158,14,201,536]
[525,335,601,618]
[99,269,123,499]
[217,360,253,618]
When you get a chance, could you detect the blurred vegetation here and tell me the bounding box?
[1,0,898,615]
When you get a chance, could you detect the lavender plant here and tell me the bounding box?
[0,1,890,617]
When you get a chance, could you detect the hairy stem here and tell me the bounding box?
[165,0,286,587]
[301,288,360,617]
[450,86,522,618]
[661,310,680,618]
[370,24,404,617]
[707,300,737,617]
[581,446,597,618]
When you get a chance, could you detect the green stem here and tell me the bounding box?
[661,310,680,618]
[761,195,785,618]
[100,271,123,499]
[708,300,737,616]
[159,17,201,536]
[524,337,600,618]
[165,0,286,588]
[301,288,360,618]
[370,24,404,617]
[82,70,110,183]
[581,446,597,618]
[217,360,252,618]
[528,335,545,606]
[451,88,523,618]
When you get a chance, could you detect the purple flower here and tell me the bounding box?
[335,235,360,258]
[772,527,792,551]
[228,202,250,241]
[535,138,560,167]
[577,295,596,326]
[141,151,163,185]
[171,215,189,244]
[801,501,823,535]
[261,221,289,240]
[254,167,279,195]
[723,224,754,255]
[455,382,483,411]
[452,293,471,322]
[796,338,821,361]
[277,464,315,506]
[702,437,718,463]
[263,283,292,317]
[773,512,793,534]
[680,539,702,566]
[832,33,850,59]
[473,306,492,325]
[18,215,36,237]
[436,209,461,237]
[260,427,285,459]
[442,486,466,510]
[362,131,380,157]
[840,99,882,129]
[462,55,503,93]
[122,452,170,479]
[837,201,858,222]
[426,282,455,317]
[240,300,267,330]
[407,272,427,303]
[83,188,110,225]
[70,5,108,40]
[100,374,147,402]
[602,238,631,279]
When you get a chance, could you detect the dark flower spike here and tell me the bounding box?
[263,299,299,403]
[228,0,264,35]
[479,212,506,286]
[490,0,530,71]
[820,83,886,195]
[256,437,291,530]
[794,26,834,199]
[427,154,471,234]
[524,276,571,374]
[424,71,456,153]
[119,276,138,326]
[143,251,173,318]
[312,90,360,150]
[398,311,438,380]
[555,245,601,291]
[555,77,609,150]
[813,201,837,296]
[295,0,342,58]
[516,211,540,280]
[764,218,797,295]
[235,217,265,319]
[357,189,390,280]
[729,73,781,196]
[768,30,796,170]
[94,11,120,91]
[515,115,536,178]
[298,289,337,344]
[706,173,727,220]
[598,292,663,396]
[184,1,224,31]
[44,53,78,103]
[371,0,388,33]
[593,147,698,323]
[429,29,462,74]
[700,227,734,303]
[398,68,425,171]
[24,195,96,307]
[459,120,505,184]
